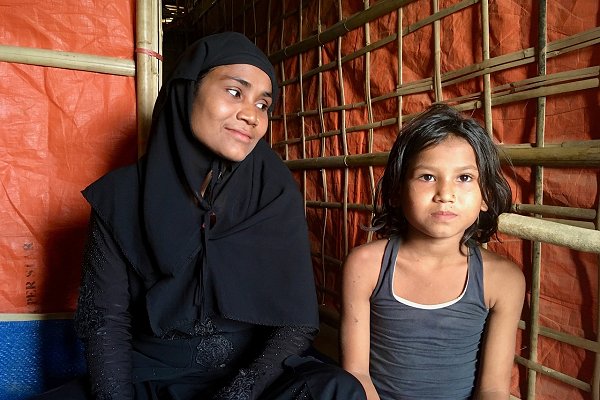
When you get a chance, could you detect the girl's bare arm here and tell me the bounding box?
[340,241,385,400]
[475,251,525,399]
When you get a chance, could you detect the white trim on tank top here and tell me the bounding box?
[391,266,469,310]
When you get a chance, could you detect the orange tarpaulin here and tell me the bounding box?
[0,0,137,313]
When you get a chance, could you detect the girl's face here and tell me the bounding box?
[401,136,488,242]
[190,64,273,162]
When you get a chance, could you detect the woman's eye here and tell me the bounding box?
[256,102,269,111]
[226,88,241,97]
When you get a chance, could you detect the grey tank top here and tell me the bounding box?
[369,236,489,400]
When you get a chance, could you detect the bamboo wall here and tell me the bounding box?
[166,0,600,399]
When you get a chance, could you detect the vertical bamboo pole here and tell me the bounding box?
[397,7,403,133]
[136,0,161,156]
[363,0,376,248]
[251,0,257,39]
[317,0,329,305]
[298,0,308,215]
[432,0,443,101]
[481,0,492,133]
[278,0,290,161]
[527,1,547,399]
[374,4,403,245]
[594,192,600,400]
[267,0,273,146]
[336,0,350,256]
[235,0,240,32]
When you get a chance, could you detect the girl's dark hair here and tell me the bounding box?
[372,104,512,247]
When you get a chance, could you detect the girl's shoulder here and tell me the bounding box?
[343,238,389,289]
[479,247,522,275]
[346,238,389,265]
[480,247,525,309]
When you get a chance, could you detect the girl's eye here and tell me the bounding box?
[458,174,473,182]
[420,174,435,182]
[226,88,241,97]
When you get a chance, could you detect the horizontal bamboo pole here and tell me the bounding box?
[0,44,135,76]
[284,144,600,170]
[306,200,373,211]
[276,63,596,122]
[493,66,599,97]
[279,0,477,87]
[307,201,598,226]
[269,0,418,64]
[274,25,597,119]
[273,72,598,144]
[274,117,399,146]
[501,144,600,167]
[0,313,74,321]
[492,79,599,106]
[443,27,599,87]
[285,152,388,169]
[542,218,596,230]
[277,5,598,93]
[513,204,597,220]
[518,320,600,353]
[273,27,599,123]
[498,213,600,253]
[515,355,591,392]
[506,139,600,148]
[547,26,600,56]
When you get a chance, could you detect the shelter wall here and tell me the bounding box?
[183,0,600,399]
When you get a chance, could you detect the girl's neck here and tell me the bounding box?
[401,228,467,260]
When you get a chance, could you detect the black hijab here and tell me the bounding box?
[82,32,318,335]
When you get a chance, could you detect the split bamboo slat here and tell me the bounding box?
[186,0,599,399]
[136,0,162,155]
[297,0,308,254]
[317,0,329,305]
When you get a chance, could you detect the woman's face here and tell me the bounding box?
[190,64,273,162]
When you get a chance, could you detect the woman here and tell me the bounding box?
[40,32,364,400]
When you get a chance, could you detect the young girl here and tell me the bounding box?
[341,104,525,400]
